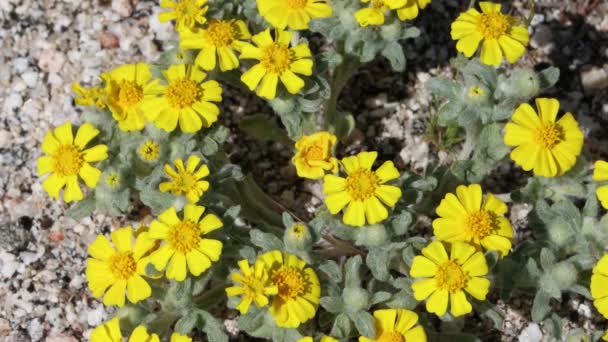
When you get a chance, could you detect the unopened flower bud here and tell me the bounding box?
[356,224,387,247]
[547,219,573,247]
[284,223,313,250]
[342,287,370,313]
[550,262,577,290]
[463,83,491,105]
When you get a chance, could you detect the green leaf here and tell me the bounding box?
[538,67,560,90]
[320,296,344,313]
[65,195,96,220]
[348,311,375,338]
[381,42,406,72]
[174,311,198,334]
[344,255,363,288]
[319,260,343,284]
[250,229,284,251]
[540,248,556,270]
[385,290,418,310]
[366,247,390,281]
[240,114,292,144]
[333,112,356,140]
[531,290,552,322]
[198,310,228,342]
[274,105,303,140]
[391,210,413,236]
[426,78,458,99]
[139,188,175,215]
[330,313,353,339]
[371,291,392,305]
[212,164,245,183]
[201,136,219,156]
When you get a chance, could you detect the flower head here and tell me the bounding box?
[240,28,313,99]
[149,204,223,281]
[86,226,155,307]
[38,122,108,202]
[591,255,608,319]
[433,184,513,257]
[450,1,529,66]
[594,161,608,209]
[410,241,490,317]
[258,250,320,328]
[504,98,584,178]
[292,132,339,179]
[359,309,427,342]
[146,64,222,133]
[104,171,121,189]
[101,63,163,131]
[355,0,429,26]
[91,319,161,342]
[160,155,210,203]
[180,19,251,71]
[323,151,402,227]
[138,140,161,162]
[257,0,333,30]
[72,83,106,109]
[396,0,431,20]
[159,0,208,32]
[225,259,279,314]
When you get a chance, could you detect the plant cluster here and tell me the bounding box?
[38,0,608,341]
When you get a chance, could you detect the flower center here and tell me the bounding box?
[371,0,388,9]
[290,223,305,238]
[175,0,199,18]
[272,266,307,300]
[241,274,267,300]
[465,210,497,241]
[166,79,200,109]
[117,80,144,108]
[174,169,197,193]
[206,20,238,47]
[477,13,512,39]
[52,144,84,176]
[167,220,200,254]
[286,0,307,8]
[109,253,137,280]
[436,260,468,291]
[305,146,324,161]
[468,86,485,98]
[261,44,293,74]
[534,123,564,149]
[138,140,160,161]
[346,170,378,201]
[105,173,120,188]
[378,331,405,342]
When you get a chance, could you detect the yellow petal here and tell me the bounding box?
[456,184,482,212]
[111,227,133,254]
[343,200,366,227]
[83,145,109,162]
[481,193,507,215]
[54,121,74,145]
[364,196,389,224]
[63,176,83,203]
[166,253,187,281]
[323,175,347,194]
[280,70,305,94]
[375,161,400,183]
[450,290,472,317]
[199,214,223,234]
[465,276,490,300]
[126,274,151,303]
[79,163,102,188]
[421,241,449,264]
[325,191,351,214]
[410,256,438,277]
[535,98,560,123]
[426,289,448,316]
[450,241,476,264]
[461,251,488,276]
[455,31,483,57]
[355,8,384,27]
[103,280,127,307]
[257,73,279,100]
[480,39,502,66]
[436,193,468,218]
[498,34,526,64]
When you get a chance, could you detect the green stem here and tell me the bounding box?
[458,120,482,160]
[468,0,476,8]
[323,53,361,130]
[193,283,228,309]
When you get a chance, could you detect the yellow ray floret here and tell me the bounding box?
[593,161,608,209]
[257,0,333,30]
[433,184,514,257]
[355,0,431,27]
[240,28,313,100]
[160,155,210,203]
[450,1,529,66]
[292,131,339,179]
[323,151,402,227]
[86,226,156,307]
[504,98,584,178]
[37,121,108,202]
[170,333,192,342]
[159,0,208,32]
[298,337,339,342]
[71,83,106,109]
[225,259,279,314]
[91,319,162,342]
[149,204,223,281]
[359,309,427,342]
[410,241,490,317]
[145,64,222,133]
[591,255,608,319]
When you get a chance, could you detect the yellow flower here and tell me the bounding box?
[38,122,108,202]
[86,226,155,307]
[146,64,222,133]
[104,172,121,189]
[159,0,208,32]
[170,333,192,342]
[160,155,210,203]
[90,318,123,342]
[433,184,513,257]
[591,255,608,319]
[604,331,608,341]
[298,337,339,342]
[450,1,529,66]
[323,151,402,227]
[137,140,161,162]
[396,0,431,20]
[258,250,320,328]
[240,28,313,100]
[359,309,426,342]
[256,0,333,30]
[149,204,223,281]
[180,19,251,71]
[292,132,339,179]
[593,161,608,209]
[355,0,413,27]
[71,83,106,109]
[128,325,160,342]
[504,98,584,178]
[101,63,163,131]
[410,241,490,317]
[225,259,279,314]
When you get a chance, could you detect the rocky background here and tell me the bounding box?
[0,0,607,341]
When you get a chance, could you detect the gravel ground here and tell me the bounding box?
[1,0,607,341]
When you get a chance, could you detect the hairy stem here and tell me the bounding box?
[323,53,361,131]
[458,120,482,160]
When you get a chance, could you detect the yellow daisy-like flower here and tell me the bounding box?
[396,0,431,20]
[504,98,584,178]
[71,83,106,109]
[137,140,161,162]
[359,309,427,342]
[101,63,163,132]
[450,1,529,66]
[145,64,222,133]
[149,204,223,281]
[225,259,279,314]
[159,0,208,32]
[591,255,608,319]
[86,226,155,307]
[323,151,402,227]
[258,250,320,328]
[298,337,339,342]
[240,28,313,100]
[410,241,490,317]
[160,155,210,203]
[593,161,608,209]
[90,318,123,342]
[37,122,108,202]
[433,184,514,257]
[170,333,192,342]
[256,0,333,30]
[180,19,251,71]
[292,131,339,179]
